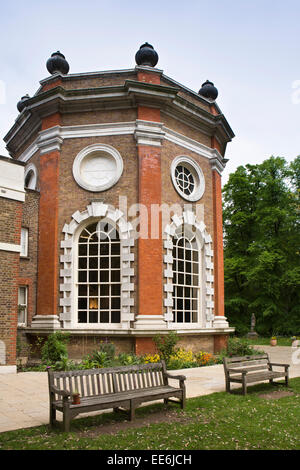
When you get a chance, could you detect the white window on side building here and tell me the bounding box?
[18,286,28,326]
[20,227,29,258]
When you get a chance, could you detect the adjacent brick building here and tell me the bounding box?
[0,44,235,371]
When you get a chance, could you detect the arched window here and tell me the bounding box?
[24,164,37,190]
[77,220,121,324]
[172,225,200,323]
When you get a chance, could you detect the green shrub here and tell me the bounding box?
[98,341,116,360]
[153,331,179,363]
[41,332,70,364]
[117,353,143,366]
[225,337,256,357]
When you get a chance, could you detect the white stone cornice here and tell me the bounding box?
[209,156,227,175]
[134,120,165,146]
[18,120,227,166]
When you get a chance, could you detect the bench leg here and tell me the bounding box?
[164,399,169,405]
[63,403,71,432]
[49,404,56,428]
[129,401,135,421]
[225,378,231,393]
[242,377,247,396]
[181,390,186,410]
[285,372,289,387]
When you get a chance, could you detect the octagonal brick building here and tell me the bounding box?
[1,44,235,367]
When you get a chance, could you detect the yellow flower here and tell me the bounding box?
[143,353,160,363]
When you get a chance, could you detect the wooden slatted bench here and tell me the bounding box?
[47,361,186,432]
[223,354,289,395]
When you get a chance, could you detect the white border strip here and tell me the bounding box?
[18,120,225,171]
[0,242,21,253]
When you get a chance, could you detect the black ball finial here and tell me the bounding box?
[198,80,218,101]
[17,94,30,112]
[135,42,159,67]
[46,51,70,75]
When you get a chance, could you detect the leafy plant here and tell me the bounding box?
[98,341,116,360]
[118,353,143,366]
[225,337,256,357]
[41,332,70,364]
[89,350,110,367]
[153,331,179,364]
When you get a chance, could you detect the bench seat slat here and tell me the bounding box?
[227,359,269,368]
[229,370,286,383]
[54,386,180,409]
[228,365,271,374]
[225,354,269,363]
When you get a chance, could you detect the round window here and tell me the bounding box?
[72,144,123,192]
[171,156,205,201]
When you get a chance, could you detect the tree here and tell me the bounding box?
[223,156,300,336]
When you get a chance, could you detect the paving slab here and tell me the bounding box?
[0,345,299,433]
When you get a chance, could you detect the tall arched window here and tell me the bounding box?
[172,225,200,323]
[77,220,121,324]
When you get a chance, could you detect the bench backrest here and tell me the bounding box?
[48,361,167,399]
[223,354,270,374]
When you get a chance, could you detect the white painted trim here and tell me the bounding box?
[60,202,135,330]
[170,155,205,202]
[0,242,21,253]
[18,121,226,172]
[163,210,214,328]
[24,163,37,190]
[72,143,123,192]
[0,187,25,202]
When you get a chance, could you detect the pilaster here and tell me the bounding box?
[34,113,61,329]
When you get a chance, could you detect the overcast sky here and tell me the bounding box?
[0,0,299,183]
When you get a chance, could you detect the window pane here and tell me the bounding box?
[100,311,109,323]
[89,311,98,323]
[20,228,28,257]
[111,311,120,323]
[89,285,98,297]
[89,258,98,269]
[89,271,98,283]
[78,311,87,323]
[18,287,26,305]
[78,298,87,309]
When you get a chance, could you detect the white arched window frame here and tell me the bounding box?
[76,219,122,325]
[60,202,135,330]
[24,163,37,190]
[172,225,201,324]
[164,210,214,329]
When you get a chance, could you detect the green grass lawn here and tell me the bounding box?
[0,377,299,450]
[248,337,295,346]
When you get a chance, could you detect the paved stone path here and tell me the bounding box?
[0,346,299,433]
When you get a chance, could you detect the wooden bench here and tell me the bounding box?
[47,361,186,432]
[223,354,289,395]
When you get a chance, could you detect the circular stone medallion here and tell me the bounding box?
[73,144,123,192]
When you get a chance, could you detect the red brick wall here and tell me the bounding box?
[37,150,60,316]
[138,144,163,316]
[19,190,39,325]
[0,198,23,365]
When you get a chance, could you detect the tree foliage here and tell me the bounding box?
[223,156,300,336]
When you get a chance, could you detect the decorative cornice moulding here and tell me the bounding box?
[18,120,226,171]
